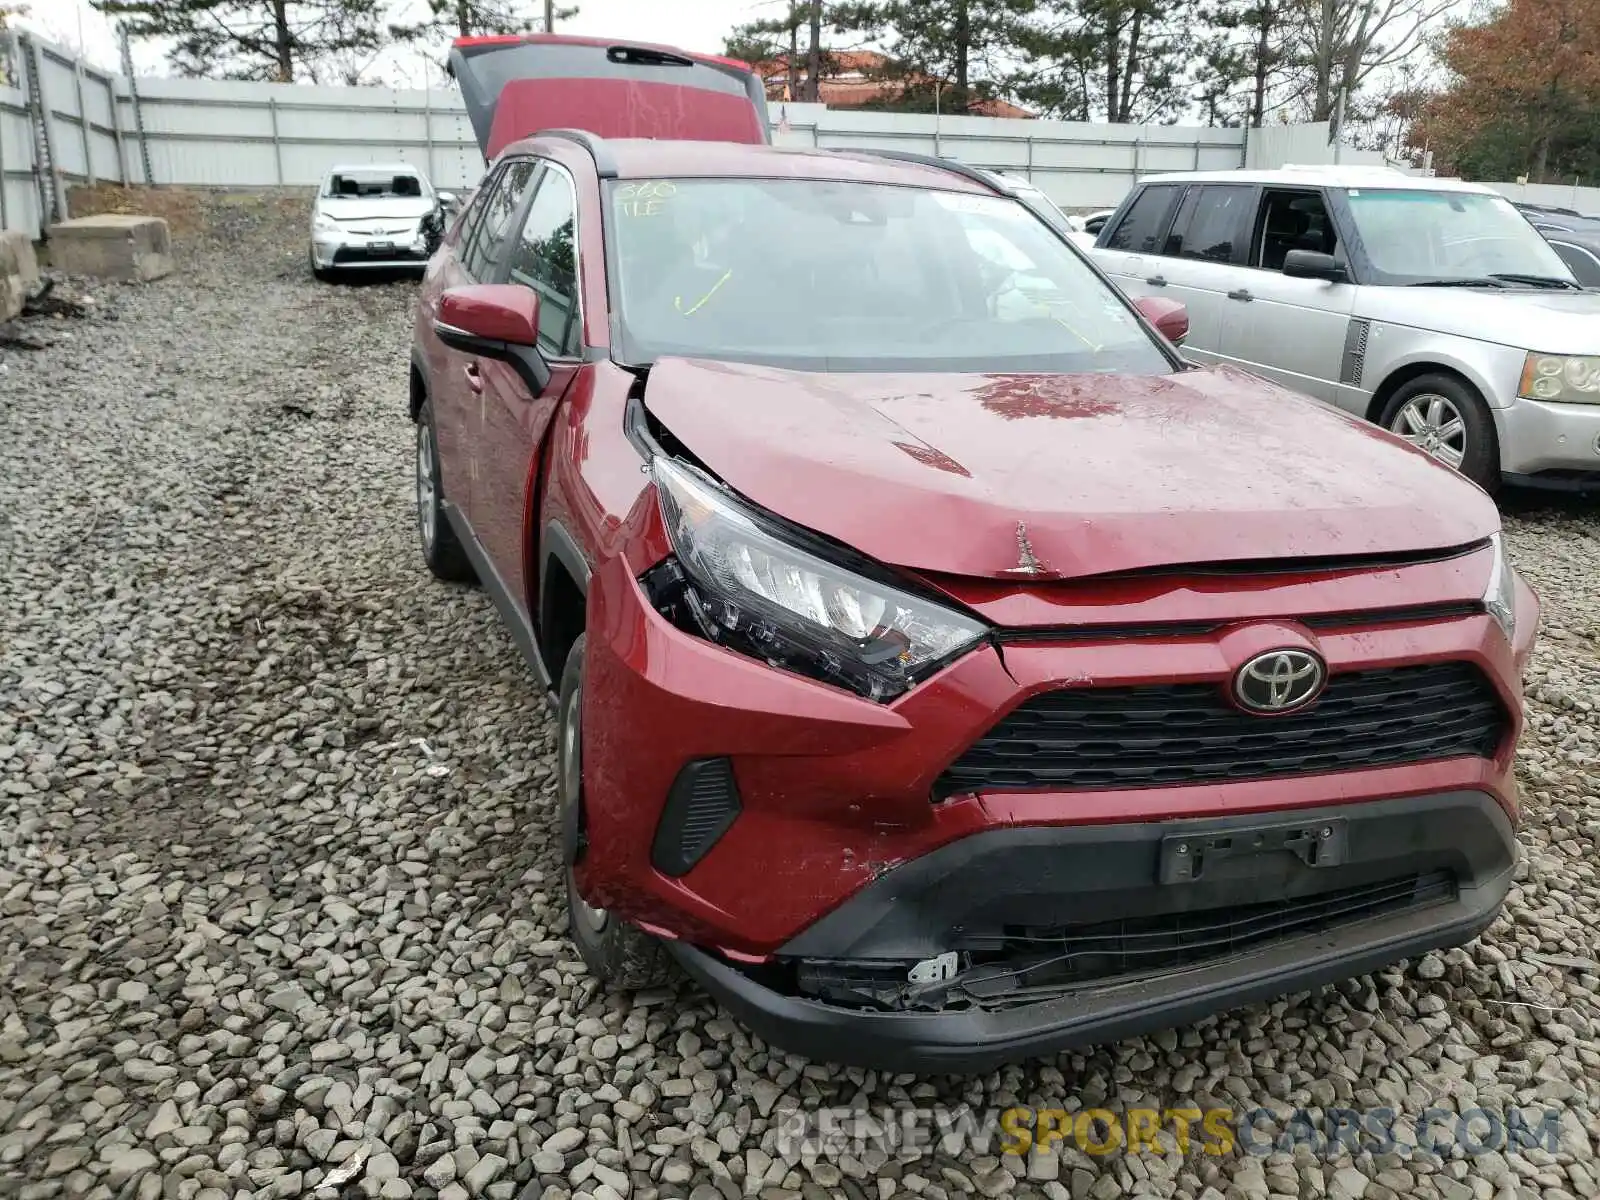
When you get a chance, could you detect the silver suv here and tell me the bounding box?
[1090,165,1600,491]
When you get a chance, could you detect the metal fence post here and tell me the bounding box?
[118,25,152,185]
[20,34,65,224]
[105,71,127,184]
[268,95,283,183]
[0,89,8,231]
[72,53,95,186]
[423,88,435,182]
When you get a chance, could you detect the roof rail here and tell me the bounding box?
[836,148,1012,195]
[539,128,619,178]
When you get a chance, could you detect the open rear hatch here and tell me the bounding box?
[449,34,771,159]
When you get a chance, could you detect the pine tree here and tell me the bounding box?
[725,3,830,102]
[421,0,575,39]
[1014,0,1190,123]
[94,0,391,82]
[834,0,1037,114]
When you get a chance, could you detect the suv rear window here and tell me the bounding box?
[450,36,770,158]
[1104,185,1181,253]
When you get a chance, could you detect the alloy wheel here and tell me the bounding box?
[416,424,437,552]
[1390,393,1468,470]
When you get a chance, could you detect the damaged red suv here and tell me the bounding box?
[411,36,1538,1071]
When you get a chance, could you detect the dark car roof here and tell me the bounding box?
[508,136,994,192]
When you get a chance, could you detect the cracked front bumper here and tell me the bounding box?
[667,791,1516,1072]
[310,231,428,270]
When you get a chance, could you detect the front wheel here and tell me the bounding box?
[558,634,670,989]
[1378,373,1499,491]
[415,400,475,583]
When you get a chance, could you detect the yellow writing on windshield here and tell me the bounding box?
[617,180,676,217]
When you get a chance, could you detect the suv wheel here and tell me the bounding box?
[416,400,475,582]
[558,634,670,989]
[1378,373,1498,490]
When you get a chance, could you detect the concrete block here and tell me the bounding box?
[46,214,173,282]
[0,230,40,321]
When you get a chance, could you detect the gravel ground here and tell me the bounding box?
[2,190,1599,1200]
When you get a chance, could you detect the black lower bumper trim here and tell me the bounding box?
[666,791,1516,1073]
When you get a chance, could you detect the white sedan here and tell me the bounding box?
[309,163,457,281]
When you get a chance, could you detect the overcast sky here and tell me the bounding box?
[40,0,770,78]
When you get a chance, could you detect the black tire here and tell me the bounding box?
[1377,372,1499,491]
[558,634,670,989]
[415,400,476,583]
[309,248,336,283]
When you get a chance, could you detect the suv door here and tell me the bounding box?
[1146,183,1256,365]
[470,159,588,607]
[449,35,770,159]
[1092,183,1184,295]
[430,157,538,533]
[1218,187,1356,404]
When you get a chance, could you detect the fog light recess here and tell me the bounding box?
[650,758,742,877]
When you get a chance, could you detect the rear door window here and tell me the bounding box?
[461,158,537,280]
[1164,184,1254,263]
[1104,185,1181,253]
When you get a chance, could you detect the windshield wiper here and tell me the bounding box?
[1488,272,1584,290]
[1406,277,1507,288]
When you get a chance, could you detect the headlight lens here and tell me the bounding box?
[650,457,985,701]
[1518,353,1600,403]
[313,212,340,232]
[1482,532,1516,643]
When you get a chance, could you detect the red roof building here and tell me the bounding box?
[754,50,1033,119]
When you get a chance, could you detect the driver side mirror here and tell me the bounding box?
[435,285,550,394]
[1133,295,1189,346]
[1282,249,1346,282]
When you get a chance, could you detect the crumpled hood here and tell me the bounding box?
[1360,286,1600,352]
[643,359,1500,581]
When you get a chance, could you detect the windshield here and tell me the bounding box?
[324,169,428,200]
[606,178,1173,373]
[1344,188,1575,284]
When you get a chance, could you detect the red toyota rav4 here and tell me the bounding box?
[411,36,1539,1070]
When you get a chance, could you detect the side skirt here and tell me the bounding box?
[442,500,557,706]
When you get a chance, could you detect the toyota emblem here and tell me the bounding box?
[1234,649,1326,714]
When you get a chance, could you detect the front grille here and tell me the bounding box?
[937,662,1507,796]
[973,871,1456,990]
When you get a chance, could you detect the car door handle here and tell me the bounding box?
[1145,275,1168,287]
[1227,288,1254,302]
[463,361,484,392]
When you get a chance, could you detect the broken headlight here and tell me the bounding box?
[650,457,985,702]
[1482,532,1516,644]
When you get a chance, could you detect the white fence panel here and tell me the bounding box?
[1243,122,1384,171]
[0,82,39,235]
[1484,180,1600,214]
[0,33,1407,238]
[772,105,1246,210]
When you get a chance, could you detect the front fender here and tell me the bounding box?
[1362,325,1523,412]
